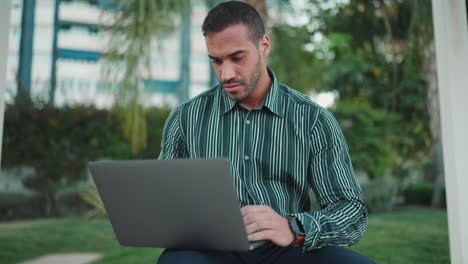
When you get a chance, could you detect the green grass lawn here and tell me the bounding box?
[350,207,450,264]
[0,207,449,264]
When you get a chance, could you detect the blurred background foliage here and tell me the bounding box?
[1,95,169,219]
[103,0,190,154]
[1,0,450,220]
[269,0,444,211]
[271,0,433,179]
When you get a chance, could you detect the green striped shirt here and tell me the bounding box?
[159,70,368,251]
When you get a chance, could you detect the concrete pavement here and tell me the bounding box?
[18,253,102,264]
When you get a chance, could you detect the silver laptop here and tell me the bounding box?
[88,159,264,251]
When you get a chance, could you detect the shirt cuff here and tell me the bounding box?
[290,211,321,251]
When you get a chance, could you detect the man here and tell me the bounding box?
[158,1,374,263]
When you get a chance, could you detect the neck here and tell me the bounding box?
[241,68,272,110]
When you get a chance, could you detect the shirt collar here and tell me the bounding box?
[220,68,284,117]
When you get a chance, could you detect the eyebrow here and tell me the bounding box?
[208,50,246,60]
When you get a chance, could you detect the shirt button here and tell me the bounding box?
[244,155,250,160]
[246,120,251,125]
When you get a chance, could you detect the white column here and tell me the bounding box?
[431,0,468,263]
[0,0,13,168]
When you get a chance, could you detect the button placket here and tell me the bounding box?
[243,111,253,165]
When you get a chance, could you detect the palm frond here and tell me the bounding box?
[102,0,190,153]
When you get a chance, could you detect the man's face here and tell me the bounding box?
[205,24,269,102]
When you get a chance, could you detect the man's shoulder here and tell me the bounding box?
[277,83,324,111]
[277,83,344,140]
[176,85,220,112]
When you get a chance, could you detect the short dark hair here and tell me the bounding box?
[202,1,265,43]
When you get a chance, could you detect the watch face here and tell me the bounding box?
[288,217,305,236]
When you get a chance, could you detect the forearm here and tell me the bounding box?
[299,108,368,250]
[291,198,368,251]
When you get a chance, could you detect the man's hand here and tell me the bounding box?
[241,205,295,247]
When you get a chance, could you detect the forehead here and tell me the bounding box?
[205,23,256,57]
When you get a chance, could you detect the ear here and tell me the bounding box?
[259,34,271,57]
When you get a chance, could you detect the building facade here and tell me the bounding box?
[7,0,212,108]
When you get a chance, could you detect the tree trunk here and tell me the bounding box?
[45,190,58,217]
[178,5,191,104]
[431,142,445,207]
[424,42,445,208]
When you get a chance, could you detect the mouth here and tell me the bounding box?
[223,84,242,93]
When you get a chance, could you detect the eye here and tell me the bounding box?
[232,56,242,62]
[212,58,222,65]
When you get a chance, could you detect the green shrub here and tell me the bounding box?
[0,191,42,220]
[55,184,92,216]
[361,176,399,213]
[331,98,400,179]
[1,97,170,218]
[403,181,433,206]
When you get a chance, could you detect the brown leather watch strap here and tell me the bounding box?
[286,216,305,246]
[291,234,305,246]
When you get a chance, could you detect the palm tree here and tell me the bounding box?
[103,0,190,153]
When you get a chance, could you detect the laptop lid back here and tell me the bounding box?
[88,159,250,251]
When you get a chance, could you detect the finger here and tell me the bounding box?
[248,229,275,242]
[244,222,259,235]
[241,205,268,216]
[242,214,255,226]
[245,220,268,235]
[242,212,272,227]
[241,205,256,216]
[245,219,274,235]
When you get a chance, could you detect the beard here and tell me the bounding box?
[220,55,263,102]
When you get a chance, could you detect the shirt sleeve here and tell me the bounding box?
[291,108,368,251]
[158,106,189,159]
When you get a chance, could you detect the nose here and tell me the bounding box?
[220,64,235,82]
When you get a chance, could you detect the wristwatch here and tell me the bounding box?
[286,216,305,246]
